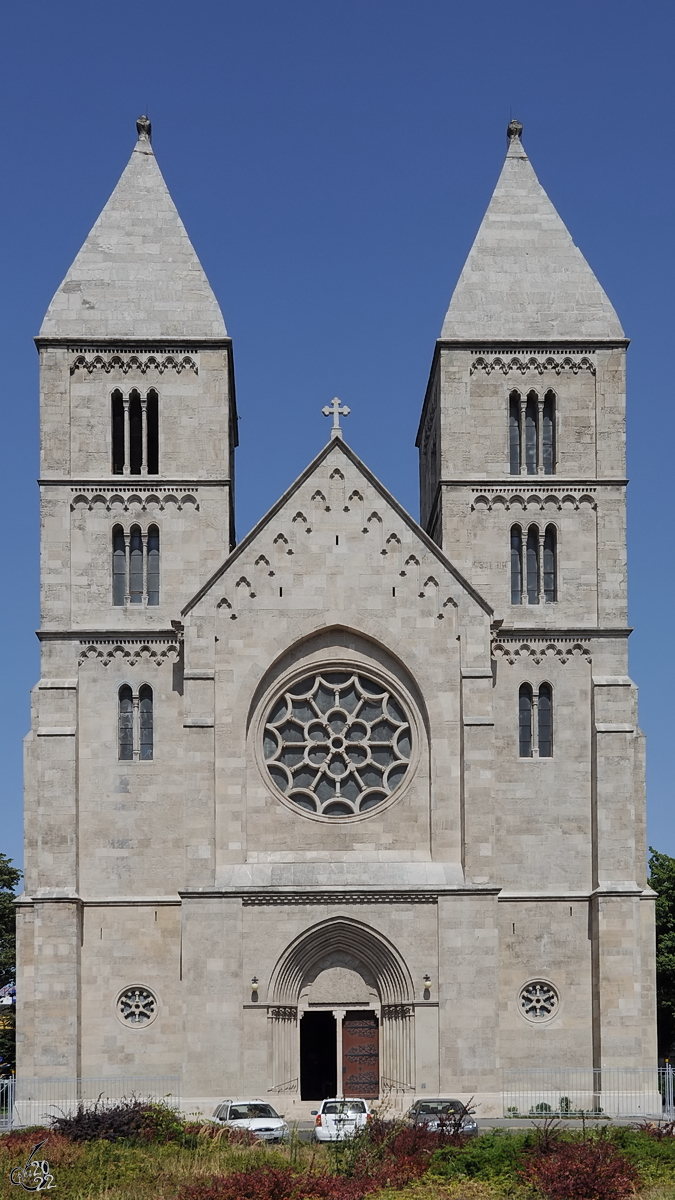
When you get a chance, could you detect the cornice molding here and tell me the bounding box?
[70,352,198,376]
[470,352,596,377]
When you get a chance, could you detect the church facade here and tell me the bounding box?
[17,117,656,1115]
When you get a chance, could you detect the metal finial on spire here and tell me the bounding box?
[136,115,152,142]
[322,396,350,439]
[507,118,523,141]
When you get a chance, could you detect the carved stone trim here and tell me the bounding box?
[492,637,591,666]
[470,353,596,377]
[70,353,198,376]
[240,891,439,906]
[471,488,596,512]
[71,490,199,512]
[268,1006,297,1023]
[381,1004,413,1020]
[79,635,180,667]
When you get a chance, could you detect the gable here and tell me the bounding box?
[183,438,492,622]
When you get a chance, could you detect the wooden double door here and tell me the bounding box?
[341,1010,379,1098]
[299,1009,380,1100]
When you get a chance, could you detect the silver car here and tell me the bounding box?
[406,1098,478,1136]
[212,1099,289,1142]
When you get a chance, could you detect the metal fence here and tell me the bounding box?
[0,1075,180,1131]
[503,1067,675,1120]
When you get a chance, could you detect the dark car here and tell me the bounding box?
[406,1098,478,1136]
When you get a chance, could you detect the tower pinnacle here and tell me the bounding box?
[136,114,152,142]
[506,118,523,141]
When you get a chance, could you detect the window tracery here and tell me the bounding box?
[116,986,158,1026]
[263,671,412,818]
[519,981,559,1021]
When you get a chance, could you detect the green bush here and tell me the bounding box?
[429,1129,534,1181]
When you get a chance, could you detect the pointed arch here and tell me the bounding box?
[270,916,413,1006]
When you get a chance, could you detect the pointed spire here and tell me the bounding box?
[40,117,227,340]
[441,120,623,342]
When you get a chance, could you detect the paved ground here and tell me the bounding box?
[289,1114,650,1142]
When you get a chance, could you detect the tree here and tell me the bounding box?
[0,853,22,1075]
[648,848,675,1059]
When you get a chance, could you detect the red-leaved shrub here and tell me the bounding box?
[176,1163,407,1200]
[177,1165,369,1200]
[521,1138,640,1200]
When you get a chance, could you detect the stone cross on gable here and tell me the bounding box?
[322,396,350,439]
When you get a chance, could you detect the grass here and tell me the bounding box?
[2,1121,675,1200]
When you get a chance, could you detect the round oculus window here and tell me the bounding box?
[519,981,559,1022]
[263,670,412,817]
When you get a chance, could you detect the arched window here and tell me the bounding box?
[509,392,521,475]
[510,525,523,605]
[525,392,538,475]
[538,683,553,757]
[118,685,134,761]
[112,390,124,474]
[129,390,142,475]
[129,526,143,603]
[112,526,126,606]
[508,388,557,476]
[542,391,555,474]
[543,525,557,602]
[526,525,539,604]
[519,684,533,758]
[147,526,160,605]
[112,525,160,606]
[147,390,159,475]
[139,685,153,761]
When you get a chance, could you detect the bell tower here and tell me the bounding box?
[416,121,654,1072]
[36,115,237,631]
[19,118,237,1078]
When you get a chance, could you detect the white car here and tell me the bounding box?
[212,1099,289,1142]
[311,1098,371,1142]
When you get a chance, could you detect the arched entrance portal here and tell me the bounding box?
[268,917,414,1101]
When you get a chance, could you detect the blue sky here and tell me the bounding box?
[0,0,673,871]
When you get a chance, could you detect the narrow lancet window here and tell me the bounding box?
[519,684,533,758]
[525,392,538,475]
[129,526,143,604]
[543,525,557,602]
[147,526,160,605]
[139,685,154,761]
[112,526,126,605]
[526,525,539,604]
[112,390,125,474]
[147,389,159,475]
[509,393,521,475]
[538,684,553,757]
[543,391,555,474]
[129,390,142,475]
[118,685,134,761]
[510,525,523,604]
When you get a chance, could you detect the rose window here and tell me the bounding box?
[520,981,558,1021]
[117,986,157,1026]
[263,671,412,817]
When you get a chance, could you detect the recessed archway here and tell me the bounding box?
[268,917,415,1100]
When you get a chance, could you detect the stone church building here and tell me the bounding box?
[17,116,656,1114]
